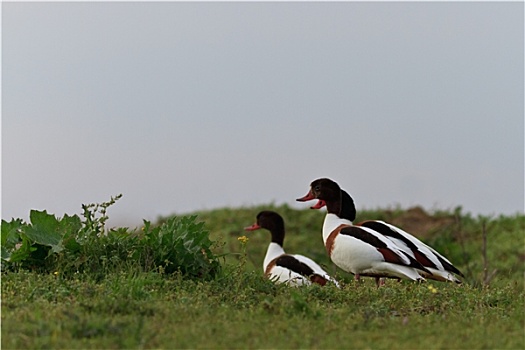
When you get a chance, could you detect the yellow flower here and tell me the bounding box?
[428,285,438,294]
[237,236,249,244]
[54,271,59,276]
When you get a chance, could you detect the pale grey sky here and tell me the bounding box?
[2,2,524,227]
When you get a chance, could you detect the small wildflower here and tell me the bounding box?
[428,285,438,294]
[237,236,249,244]
[53,271,59,276]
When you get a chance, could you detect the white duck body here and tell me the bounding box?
[322,213,424,281]
[361,220,463,283]
[263,242,339,287]
[263,242,307,286]
[326,185,463,283]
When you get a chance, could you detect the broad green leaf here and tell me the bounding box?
[59,214,82,235]
[59,214,82,252]
[6,235,35,263]
[1,219,26,261]
[1,218,24,247]
[26,210,63,253]
[1,245,11,261]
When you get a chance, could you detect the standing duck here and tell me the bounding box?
[313,185,463,283]
[297,178,430,286]
[244,210,340,287]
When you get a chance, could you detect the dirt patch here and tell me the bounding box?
[387,206,456,240]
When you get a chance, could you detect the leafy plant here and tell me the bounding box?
[81,194,122,237]
[1,195,221,280]
[1,211,82,271]
[1,218,32,263]
[139,216,221,278]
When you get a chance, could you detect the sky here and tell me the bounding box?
[2,2,524,227]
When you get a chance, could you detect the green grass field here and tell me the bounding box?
[2,203,524,349]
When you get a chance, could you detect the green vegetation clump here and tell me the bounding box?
[1,200,524,349]
[1,195,220,279]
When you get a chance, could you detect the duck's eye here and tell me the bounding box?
[314,186,320,192]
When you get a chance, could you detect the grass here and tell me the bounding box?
[2,203,524,349]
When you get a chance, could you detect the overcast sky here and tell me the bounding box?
[2,2,524,227]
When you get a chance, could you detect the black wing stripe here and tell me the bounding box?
[274,255,329,286]
[400,251,432,274]
[435,254,464,277]
[339,226,388,249]
[359,221,419,250]
[274,255,315,277]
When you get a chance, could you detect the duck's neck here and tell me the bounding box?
[324,190,356,222]
[322,213,353,243]
[263,224,285,271]
[325,196,342,217]
[340,190,357,222]
[269,226,285,247]
[263,242,285,271]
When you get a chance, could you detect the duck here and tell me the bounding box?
[312,185,464,283]
[297,178,430,286]
[244,210,340,288]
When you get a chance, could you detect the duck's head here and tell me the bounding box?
[296,178,342,208]
[245,211,284,231]
[244,211,285,246]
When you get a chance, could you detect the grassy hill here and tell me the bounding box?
[2,204,524,349]
[183,204,524,287]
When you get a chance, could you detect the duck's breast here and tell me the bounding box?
[330,233,385,274]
